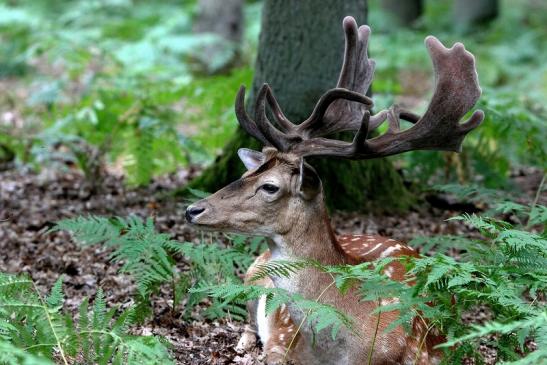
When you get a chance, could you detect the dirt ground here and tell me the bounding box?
[0,165,543,364]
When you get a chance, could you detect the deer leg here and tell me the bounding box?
[236,251,269,354]
[400,318,443,365]
[258,299,298,365]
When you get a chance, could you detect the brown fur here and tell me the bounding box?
[242,235,442,364]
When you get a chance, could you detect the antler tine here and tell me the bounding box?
[300,16,377,138]
[352,110,371,148]
[290,36,484,159]
[338,16,375,93]
[254,84,302,152]
[235,17,377,148]
[263,86,296,133]
[235,86,270,146]
[297,88,373,137]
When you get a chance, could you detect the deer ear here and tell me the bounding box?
[237,148,265,171]
[298,159,321,200]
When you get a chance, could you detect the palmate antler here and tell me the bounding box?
[235,16,484,159]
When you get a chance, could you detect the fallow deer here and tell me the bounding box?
[186,16,483,365]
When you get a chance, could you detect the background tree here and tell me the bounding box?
[187,0,413,212]
[381,0,423,28]
[453,0,499,31]
[192,0,243,74]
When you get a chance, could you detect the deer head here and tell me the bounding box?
[185,146,324,238]
[186,16,484,242]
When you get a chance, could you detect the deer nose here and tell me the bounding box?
[185,205,206,223]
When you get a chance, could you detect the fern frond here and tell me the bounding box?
[440,312,547,348]
[449,214,510,235]
[46,276,64,309]
[0,340,54,365]
[528,205,547,227]
[250,259,319,282]
[292,295,356,340]
[0,273,174,364]
[200,283,355,339]
[53,216,120,246]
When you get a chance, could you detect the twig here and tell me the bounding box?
[367,299,382,365]
[284,274,337,360]
[413,319,435,365]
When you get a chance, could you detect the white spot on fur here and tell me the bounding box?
[385,266,394,278]
[362,243,383,255]
[380,298,400,305]
[380,245,402,258]
[351,237,360,241]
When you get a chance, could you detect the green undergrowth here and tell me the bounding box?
[0,275,173,364]
[52,215,264,321]
[2,213,266,363]
[0,0,256,186]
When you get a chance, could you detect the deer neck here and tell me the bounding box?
[268,201,346,265]
[267,200,352,357]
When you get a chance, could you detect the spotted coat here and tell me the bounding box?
[239,235,443,364]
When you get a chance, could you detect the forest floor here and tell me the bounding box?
[0,165,543,364]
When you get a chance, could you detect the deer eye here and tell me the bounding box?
[260,183,280,194]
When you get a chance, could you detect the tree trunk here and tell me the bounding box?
[381,0,423,28]
[192,0,243,74]
[186,0,413,213]
[453,0,498,30]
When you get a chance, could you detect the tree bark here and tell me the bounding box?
[453,0,498,30]
[193,0,243,74]
[186,0,413,213]
[381,0,423,28]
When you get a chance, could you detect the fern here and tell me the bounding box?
[54,215,256,320]
[198,283,355,340]
[0,273,173,364]
[0,340,54,365]
[407,235,477,255]
[433,183,511,204]
[407,205,547,363]
[249,259,319,282]
[167,240,255,319]
[440,312,547,364]
[54,216,177,317]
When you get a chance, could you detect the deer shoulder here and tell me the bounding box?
[337,234,418,281]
